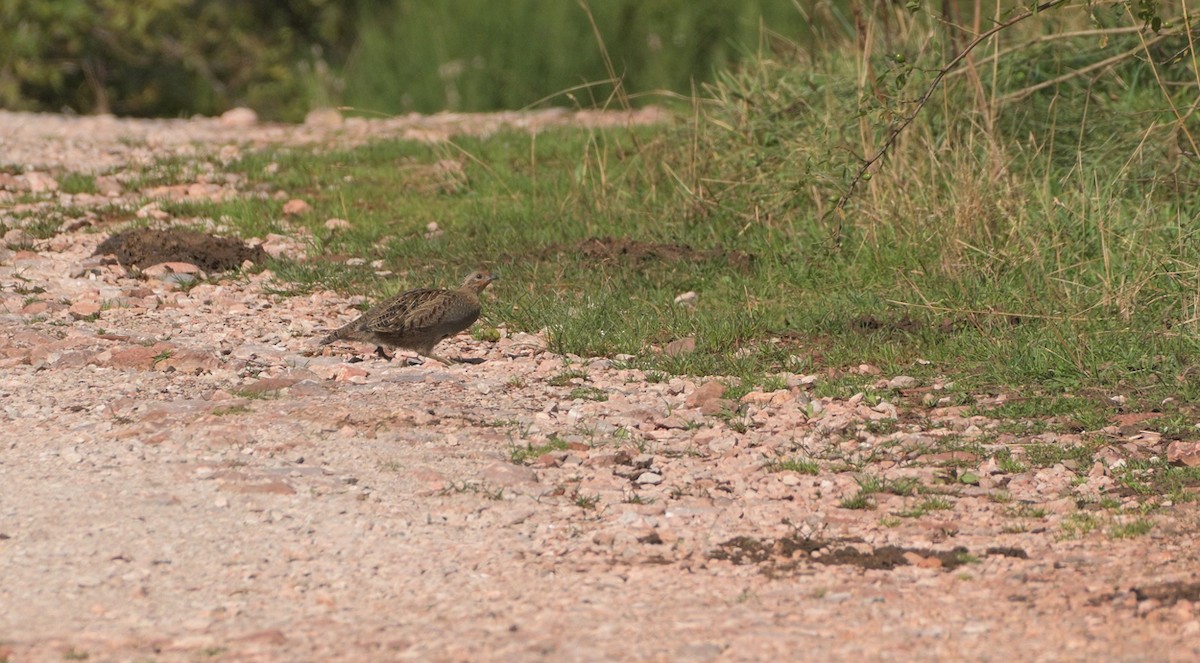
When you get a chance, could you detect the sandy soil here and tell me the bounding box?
[1,109,1198,663]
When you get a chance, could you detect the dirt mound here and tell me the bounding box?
[94,227,268,271]
[709,535,1016,573]
[554,236,755,270]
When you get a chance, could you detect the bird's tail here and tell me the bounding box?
[319,324,350,346]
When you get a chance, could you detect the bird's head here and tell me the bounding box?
[461,269,497,292]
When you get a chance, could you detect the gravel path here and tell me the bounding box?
[1,109,1198,662]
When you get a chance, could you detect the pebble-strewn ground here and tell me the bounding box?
[1,109,1198,662]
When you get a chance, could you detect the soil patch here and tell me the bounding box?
[94,228,268,272]
[1133,581,1200,607]
[709,535,1016,572]
[549,237,755,270]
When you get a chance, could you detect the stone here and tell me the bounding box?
[143,262,206,279]
[17,171,58,192]
[584,450,633,467]
[674,291,698,306]
[282,199,312,216]
[478,462,537,487]
[888,375,917,389]
[324,218,351,231]
[333,364,370,383]
[1167,441,1200,467]
[156,348,219,375]
[636,472,664,485]
[699,398,736,416]
[663,337,696,356]
[100,342,177,371]
[68,301,101,320]
[304,108,344,128]
[685,381,726,408]
[220,107,258,126]
[219,480,297,495]
[94,176,123,196]
[242,376,302,394]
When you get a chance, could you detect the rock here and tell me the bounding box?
[324,218,351,231]
[143,262,206,280]
[700,398,736,416]
[3,228,31,248]
[333,364,370,383]
[232,629,288,646]
[656,413,700,429]
[478,462,537,487]
[1167,441,1200,467]
[68,301,101,320]
[220,107,258,126]
[99,342,177,371]
[258,233,307,260]
[888,375,917,389]
[17,171,58,192]
[219,480,296,495]
[786,373,819,388]
[740,390,789,406]
[584,450,633,467]
[902,551,943,569]
[636,472,663,485]
[674,291,698,306]
[94,176,123,196]
[685,380,726,408]
[304,107,344,128]
[663,337,696,356]
[282,199,312,216]
[156,349,218,375]
[242,376,302,395]
[535,451,567,468]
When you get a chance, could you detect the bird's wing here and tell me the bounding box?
[363,288,452,334]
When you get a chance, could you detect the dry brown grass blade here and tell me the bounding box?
[827,0,1070,237]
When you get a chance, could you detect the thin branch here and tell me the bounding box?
[944,26,1147,81]
[827,0,1069,229]
[995,31,1170,104]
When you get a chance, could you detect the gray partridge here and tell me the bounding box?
[320,269,496,363]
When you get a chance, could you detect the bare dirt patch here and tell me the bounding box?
[3,110,1200,662]
[94,227,268,271]
[1134,581,1200,607]
[551,236,755,270]
[710,535,993,572]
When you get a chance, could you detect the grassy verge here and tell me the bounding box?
[124,7,1200,438]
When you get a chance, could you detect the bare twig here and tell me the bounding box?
[995,32,1170,104]
[827,0,1069,234]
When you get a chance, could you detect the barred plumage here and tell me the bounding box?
[320,269,496,363]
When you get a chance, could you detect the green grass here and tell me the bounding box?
[93,6,1200,486]
[1108,518,1155,540]
[211,405,252,416]
[59,173,98,195]
[547,369,589,387]
[896,496,955,518]
[1114,460,1200,502]
[509,436,570,464]
[568,386,608,402]
[1023,442,1098,469]
[839,492,875,511]
[768,457,820,475]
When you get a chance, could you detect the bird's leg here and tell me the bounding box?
[374,346,394,361]
[423,353,457,366]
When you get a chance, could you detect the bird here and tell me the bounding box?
[320,269,497,364]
